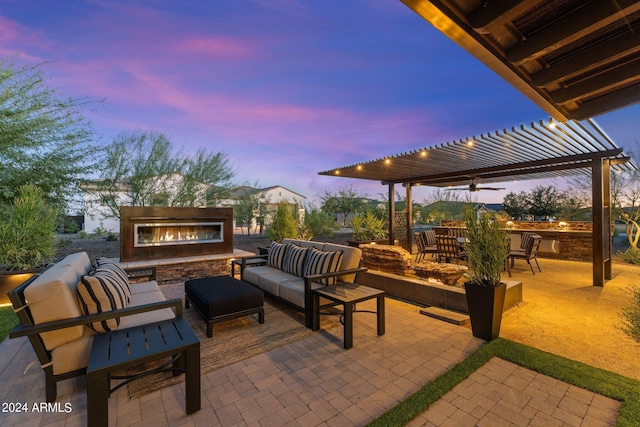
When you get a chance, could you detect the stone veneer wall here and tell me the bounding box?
[441,220,592,231]
[439,221,596,261]
[120,250,254,285]
[154,258,231,285]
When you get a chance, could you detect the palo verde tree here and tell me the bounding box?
[90,131,235,219]
[233,184,270,235]
[0,60,96,210]
[320,185,367,227]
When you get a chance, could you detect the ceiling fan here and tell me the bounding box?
[446,179,505,192]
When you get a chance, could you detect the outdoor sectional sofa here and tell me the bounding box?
[8,252,181,402]
[240,238,366,328]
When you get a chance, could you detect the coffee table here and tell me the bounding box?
[311,283,385,349]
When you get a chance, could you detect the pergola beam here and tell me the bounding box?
[382,148,623,186]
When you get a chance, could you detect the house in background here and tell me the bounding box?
[222,185,307,231]
[82,178,306,234]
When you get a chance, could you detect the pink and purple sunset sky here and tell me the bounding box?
[2,0,638,204]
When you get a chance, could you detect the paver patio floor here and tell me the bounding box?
[1,257,637,426]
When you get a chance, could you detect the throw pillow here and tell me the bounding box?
[267,241,289,270]
[77,271,130,333]
[94,257,132,304]
[282,244,308,276]
[303,247,343,286]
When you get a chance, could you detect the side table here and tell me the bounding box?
[311,283,385,349]
[86,317,200,427]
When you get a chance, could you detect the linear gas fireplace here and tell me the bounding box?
[120,206,233,262]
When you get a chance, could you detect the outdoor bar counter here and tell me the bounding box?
[437,221,594,262]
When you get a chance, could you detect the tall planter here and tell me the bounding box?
[464,280,506,341]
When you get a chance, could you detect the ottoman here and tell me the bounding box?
[185,275,264,337]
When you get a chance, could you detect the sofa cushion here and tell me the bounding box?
[118,290,174,330]
[243,265,281,287]
[323,243,362,283]
[303,247,343,286]
[282,244,308,276]
[267,241,289,270]
[130,280,162,295]
[77,270,130,333]
[50,327,95,375]
[256,270,299,296]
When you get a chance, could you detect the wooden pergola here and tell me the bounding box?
[319,118,633,287]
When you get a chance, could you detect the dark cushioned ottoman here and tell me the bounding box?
[185,275,264,337]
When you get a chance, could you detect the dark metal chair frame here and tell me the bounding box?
[509,234,543,274]
[436,235,467,264]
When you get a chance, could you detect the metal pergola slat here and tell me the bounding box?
[319,118,634,287]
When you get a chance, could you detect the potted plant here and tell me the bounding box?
[0,185,59,303]
[463,208,509,340]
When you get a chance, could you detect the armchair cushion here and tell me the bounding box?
[77,270,130,333]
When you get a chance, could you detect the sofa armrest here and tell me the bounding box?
[302,267,367,328]
[240,255,268,279]
[9,298,182,339]
[303,267,368,284]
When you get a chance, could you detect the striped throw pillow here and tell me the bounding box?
[282,244,308,276]
[94,258,132,304]
[303,248,343,286]
[267,242,289,270]
[77,270,130,333]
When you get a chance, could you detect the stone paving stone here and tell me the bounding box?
[0,289,625,427]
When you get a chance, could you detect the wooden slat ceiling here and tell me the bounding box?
[318,119,632,187]
[400,0,640,120]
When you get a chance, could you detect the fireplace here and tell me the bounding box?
[120,206,233,262]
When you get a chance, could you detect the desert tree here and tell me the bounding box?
[233,185,270,235]
[88,130,235,219]
[0,60,96,210]
[502,191,530,220]
[320,185,367,227]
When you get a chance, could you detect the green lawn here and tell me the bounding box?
[0,305,18,343]
[369,338,640,427]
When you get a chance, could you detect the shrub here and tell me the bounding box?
[56,237,73,248]
[351,211,388,241]
[266,203,298,242]
[0,185,60,270]
[105,232,119,241]
[618,248,640,264]
[299,207,338,240]
[77,230,89,239]
[621,285,640,343]
[93,226,107,237]
[63,219,80,233]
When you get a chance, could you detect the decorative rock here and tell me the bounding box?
[412,261,467,286]
[360,244,413,276]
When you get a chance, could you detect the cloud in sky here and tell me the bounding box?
[1,0,637,204]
